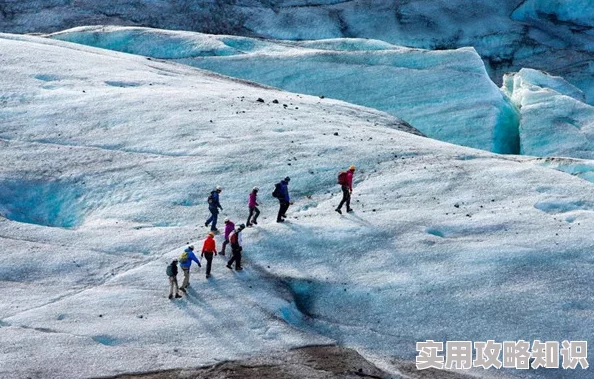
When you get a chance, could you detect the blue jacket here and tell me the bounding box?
[209,191,222,210]
[279,180,290,202]
[180,248,201,269]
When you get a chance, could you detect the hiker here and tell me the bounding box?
[205,186,223,233]
[227,223,246,271]
[166,259,182,299]
[201,231,218,279]
[179,245,201,293]
[247,187,260,227]
[335,165,356,214]
[273,177,292,223]
[220,218,235,255]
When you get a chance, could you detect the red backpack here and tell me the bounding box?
[337,171,348,185]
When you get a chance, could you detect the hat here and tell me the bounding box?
[188,245,194,250]
[215,186,222,191]
[349,165,356,171]
[172,259,178,263]
[284,176,291,182]
[208,231,215,237]
[224,217,230,223]
[238,223,246,229]
[253,186,259,191]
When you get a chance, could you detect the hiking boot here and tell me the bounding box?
[180,288,186,293]
[226,264,232,269]
[347,208,354,213]
[204,222,209,227]
[206,274,211,279]
[235,266,243,271]
[246,223,253,227]
[252,220,258,225]
[219,251,225,256]
[335,208,342,214]
[168,294,173,299]
[276,219,284,223]
[175,294,182,298]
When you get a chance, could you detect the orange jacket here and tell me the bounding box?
[202,236,216,253]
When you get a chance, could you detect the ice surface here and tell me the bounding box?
[4,0,594,104]
[49,26,520,154]
[1,34,594,378]
[503,68,594,159]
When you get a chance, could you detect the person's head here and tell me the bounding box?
[349,165,356,172]
[172,259,178,265]
[188,245,194,250]
[238,223,246,231]
[208,231,215,238]
[253,186,259,192]
[224,217,230,224]
[215,186,222,193]
[283,176,290,183]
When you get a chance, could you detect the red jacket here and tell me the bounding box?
[347,171,354,191]
[202,236,216,253]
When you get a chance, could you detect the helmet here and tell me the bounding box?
[349,165,356,171]
[284,176,291,182]
[239,223,246,229]
[253,186,259,192]
[215,186,222,191]
[208,231,215,237]
[188,245,194,250]
[224,217,230,223]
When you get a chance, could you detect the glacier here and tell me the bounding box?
[49,26,520,154]
[2,0,594,104]
[1,33,593,378]
[503,68,594,159]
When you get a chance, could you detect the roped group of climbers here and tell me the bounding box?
[166,166,356,299]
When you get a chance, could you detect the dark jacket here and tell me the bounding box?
[209,191,222,210]
[278,180,290,202]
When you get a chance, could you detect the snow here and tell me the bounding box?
[2,33,594,379]
[503,68,594,159]
[49,26,520,154]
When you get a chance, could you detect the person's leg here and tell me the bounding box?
[221,239,228,254]
[169,277,174,298]
[337,186,348,210]
[181,268,190,289]
[277,202,284,222]
[247,207,254,225]
[211,212,218,231]
[236,251,242,270]
[282,202,290,217]
[346,189,352,211]
[205,252,213,276]
[253,207,260,223]
[227,252,236,268]
[206,211,213,226]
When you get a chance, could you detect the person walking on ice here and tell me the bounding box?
[205,186,223,233]
[335,165,356,214]
[220,218,235,255]
[247,187,260,227]
[166,259,182,299]
[201,231,217,279]
[179,245,201,293]
[273,177,292,223]
[227,223,246,271]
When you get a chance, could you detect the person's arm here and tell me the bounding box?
[192,252,201,267]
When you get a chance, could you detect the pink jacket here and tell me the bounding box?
[224,222,235,239]
[248,191,258,208]
[347,171,354,191]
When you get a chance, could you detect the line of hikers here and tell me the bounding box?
[166,166,356,299]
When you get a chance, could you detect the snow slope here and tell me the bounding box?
[1,34,594,379]
[2,0,594,104]
[503,68,594,159]
[49,26,520,154]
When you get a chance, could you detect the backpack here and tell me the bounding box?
[230,231,239,246]
[272,183,281,198]
[166,264,174,277]
[337,171,348,185]
[207,191,214,205]
[179,251,189,263]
